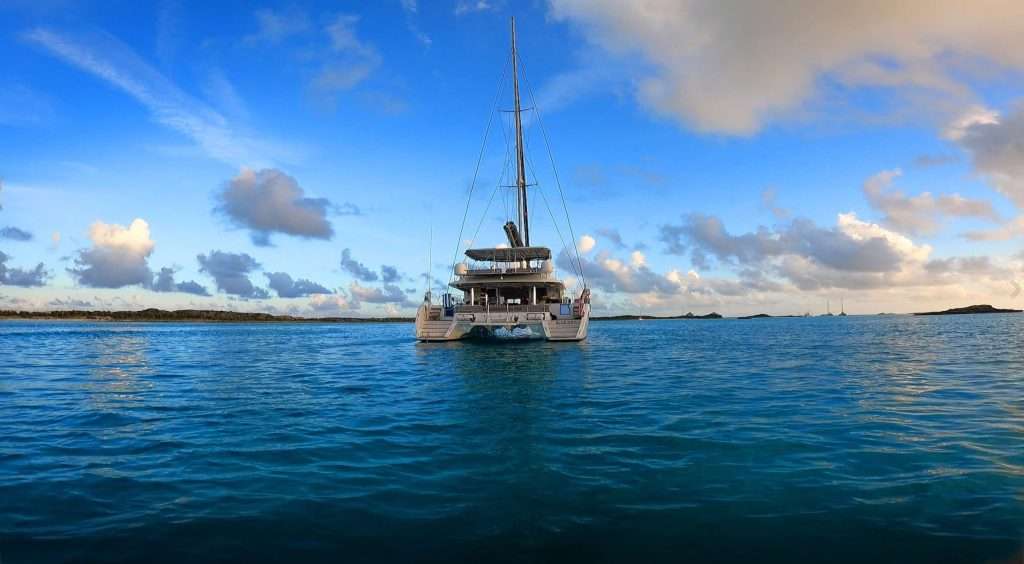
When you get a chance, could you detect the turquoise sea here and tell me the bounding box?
[1,315,1023,563]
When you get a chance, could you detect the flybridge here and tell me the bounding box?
[464,247,552,262]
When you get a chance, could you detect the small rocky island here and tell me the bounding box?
[914,304,1022,316]
[593,311,723,321]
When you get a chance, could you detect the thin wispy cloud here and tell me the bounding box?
[24,27,295,167]
[455,0,496,16]
[399,0,432,47]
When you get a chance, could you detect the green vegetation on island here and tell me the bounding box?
[0,308,413,323]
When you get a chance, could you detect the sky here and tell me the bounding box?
[2,0,1024,317]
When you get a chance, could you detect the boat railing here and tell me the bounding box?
[455,304,551,313]
[464,267,542,276]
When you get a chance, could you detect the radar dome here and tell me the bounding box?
[541,260,554,273]
[454,262,469,275]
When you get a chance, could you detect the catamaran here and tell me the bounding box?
[415,17,590,342]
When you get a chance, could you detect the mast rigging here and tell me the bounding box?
[511,17,530,247]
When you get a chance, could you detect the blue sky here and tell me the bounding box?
[2,0,1024,316]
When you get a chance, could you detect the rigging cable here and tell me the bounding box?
[519,55,587,289]
[470,136,515,252]
[448,57,509,286]
[523,133,583,290]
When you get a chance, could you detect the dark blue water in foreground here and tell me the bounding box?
[1,315,1023,563]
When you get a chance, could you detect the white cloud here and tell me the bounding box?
[455,1,494,16]
[963,216,1024,241]
[943,105,1000,141]
[217,168,335,245]
[70,219,155,288]
[0,251,47,287]
[836,212,932,266]
[197,250,268,299]
[862,169,998,235]
[951,102,1024,209]
[309,292,356,314]
[349,281,411,305]
[549,0,1024,134]
[578,234,596,253]
[630,250,646,268]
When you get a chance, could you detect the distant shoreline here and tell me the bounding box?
[1,304,1019,323]
[0,309,413,323]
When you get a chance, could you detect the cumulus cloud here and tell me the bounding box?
[197,250,268,299]
[549,0,1024,134]
[340,248,378,282]
[657,211,948,293]
[152,266,210,296]
[69,219,154,288]
[309,292,356,314]
[862,169,999,235]
[380,265,401,284]
[556,246,779,298]
[630,250,646,268]
[952,103,1024,209]
[0,251,47,287]
[217,168,334,245]
[568,210,1020,315]
[265,271,331,298]
[349,281,411,305]
[578,234,596,253]
[0,227,32,241]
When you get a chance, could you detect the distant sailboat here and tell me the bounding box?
[839,298,848,317]
[821,299,834,317]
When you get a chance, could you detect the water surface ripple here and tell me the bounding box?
[1,315,1023,562]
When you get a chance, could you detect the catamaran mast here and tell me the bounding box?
[511,17,530,246]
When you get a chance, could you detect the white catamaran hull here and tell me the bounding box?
[415,302,590,342]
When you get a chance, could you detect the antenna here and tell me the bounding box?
[426,223,433,303]
[511,17,530,246]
